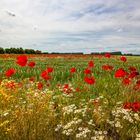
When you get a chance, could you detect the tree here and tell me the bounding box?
[5,48,11,54]
[0,47,5,54]
[35,50,42,54]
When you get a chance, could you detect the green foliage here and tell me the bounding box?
[0,47,5,54]
[0,47,42,54]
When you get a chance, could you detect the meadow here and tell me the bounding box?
[0,54,140,140]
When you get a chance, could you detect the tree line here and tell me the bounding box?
[0,47,139,56]
[0,47,42,54]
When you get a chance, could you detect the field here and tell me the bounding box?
[0,54,140,140]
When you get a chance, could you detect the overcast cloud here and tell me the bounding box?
[0,0,140,53]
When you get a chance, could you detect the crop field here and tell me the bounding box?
[0,54,140,140]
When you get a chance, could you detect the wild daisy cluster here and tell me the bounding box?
[54,97,105,139]
[106,105,140,138]
[91,130,108,140]
[136,134,140,140]
[76,127,91,138]
[62,118,82,134]
[63,104,77,115]
[54,118,83,136]
[112,106,139,124]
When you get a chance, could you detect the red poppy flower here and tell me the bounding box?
[136,79,140,86]
[40,70,48,78]
[104,53,111,58]
[123,101,140,111]
[128,71,139,79]
[57,84,61,87]
[4,68,15,76]
[16,55,27,66]
[46,66,53,73]
[29,76,35,81]
[37,82,43,90]
[128,66,136,71]
[43,75,51,80]
[62,84,74,93]
[83,68,91,74]
[131,102,140,111]
[120,56,127,62]
[114,68,127,77]
[102,65,113,70]
[40,70,51,80]
[46,83,50,87]
[122,78,131,85]
[28,61,36,67]
[123,102,131,109]
[70,67,76,73]
[84,76,95,84]
[88,61,94,67]
[63,83,69,89]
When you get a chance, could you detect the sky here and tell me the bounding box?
[0,0,140,54]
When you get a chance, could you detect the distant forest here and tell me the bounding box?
[0,47,139,56]
[0,47,42,54]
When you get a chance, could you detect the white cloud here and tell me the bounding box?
[0,0,140,53]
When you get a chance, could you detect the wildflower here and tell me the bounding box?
[3,112,9,116]
[115,121,122,128]
[46,83,50,87]
[104,53,111,58]
[128,71,139,79]
[40,70,51,80]
[4,68,15,76]
[5,81,15,89]
[16,55,27,66]
[29,76,35,81]
[123,102,131,109]
[46,66,53,73]
[120,56,127,62]
[88,61,94,67]
[28,61,36,67]
[70,67,76,73]
[136,80,140,86]
[123,101,140,111]
[37,82,43,89]
[136,134,140,139]
[134,113,139,120]
[114,68,127,77]
[93,99,99,106]
[63,83,69,89]
[83,68,91,74]
[62,83,74,93]
[131,102,140,111]
[40,70,48,78]
[128,66,136,71]
[102,65,113,70]
[84,76,95,84]
[57,84,61,87]
[43,75,51,80]
[122,78,131,85]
